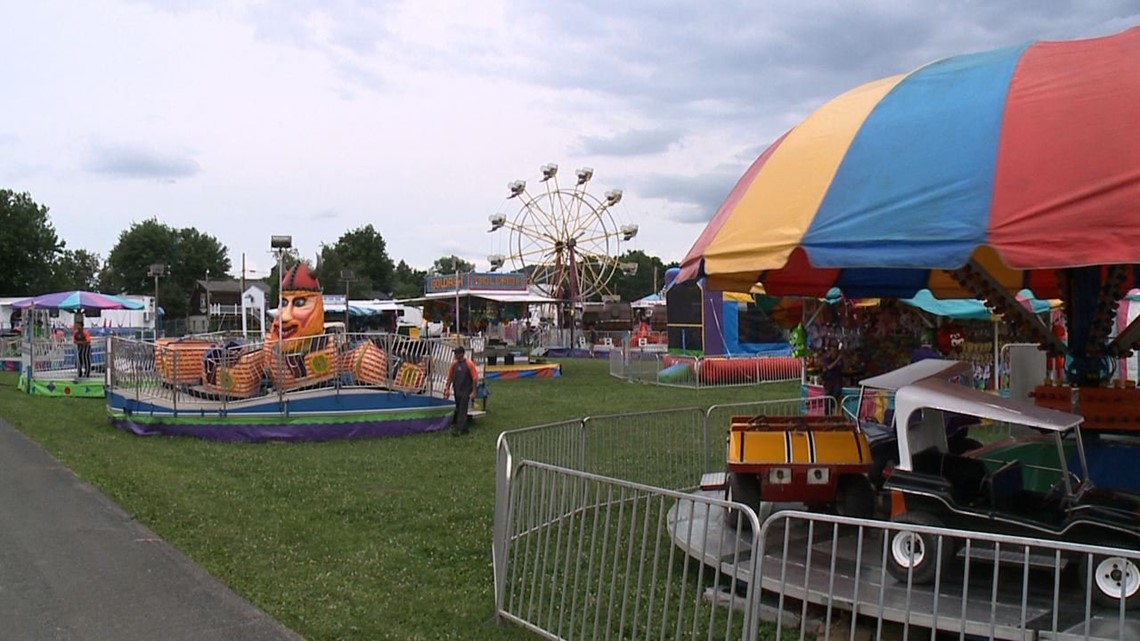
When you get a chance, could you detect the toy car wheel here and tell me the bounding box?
[1083,553,1140,610]
[835,475,876,519]
[724,472,763,530]
[887,512,954,585]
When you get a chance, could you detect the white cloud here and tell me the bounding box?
[1,0,1136,280]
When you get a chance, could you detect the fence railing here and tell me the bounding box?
[17,335,109,377]
[495,401,1138,641]
[1,335,19,359]
[609,347,803,390]
[107,332,485,412]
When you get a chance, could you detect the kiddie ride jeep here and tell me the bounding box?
[725,413,878,526]
[724,359,984,527]
[882,364,1140,610]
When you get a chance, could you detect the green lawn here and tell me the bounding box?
[0,361,798,641]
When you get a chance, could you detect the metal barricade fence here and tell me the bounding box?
[608,346,802,390]
[608,347,624,378]
[751,510,1137,641]
[1,335,20,359]
[498,461,762,641]
[583,408,708,492]
[495,399,1139,641]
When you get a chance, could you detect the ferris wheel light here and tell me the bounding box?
[620,224,639,241]
[488,254,505,271]
[605,189,623,205]
[508,180,526,198]
[540,163,558,181]
[488,214,506,231]
[576,167,593,185]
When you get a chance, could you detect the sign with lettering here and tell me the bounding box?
[424,272,527,294]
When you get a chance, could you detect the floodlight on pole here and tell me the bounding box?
[340,269,355,327]
[270,235,292,400]
[148,264,165,335]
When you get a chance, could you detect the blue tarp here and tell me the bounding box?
[899,288,1051,320]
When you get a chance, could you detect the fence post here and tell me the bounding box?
[492,434,512,620]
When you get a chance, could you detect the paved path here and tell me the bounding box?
[0,419,304,640]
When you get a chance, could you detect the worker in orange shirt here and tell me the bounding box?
[73,316,92,379]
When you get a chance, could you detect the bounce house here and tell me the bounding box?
[663,274,798,385]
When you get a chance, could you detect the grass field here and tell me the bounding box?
[0,361,799,641]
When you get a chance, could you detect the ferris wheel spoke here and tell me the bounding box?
[516,191,565,240]
[503,220,558,246]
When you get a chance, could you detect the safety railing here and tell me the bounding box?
[495,401,1139,641]
[19,335,109,377]
[108,332,478,412]
[610,347,803,390]
[498,461,761,641]
[750,510,1138,641]
[1,335,19,359]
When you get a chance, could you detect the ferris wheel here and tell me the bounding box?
[487,163,638,303]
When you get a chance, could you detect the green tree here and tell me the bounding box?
[104,219,231,319]
[51,249,103,291]
[0,190,64,295]
[430,255,475,275]
[610,250,673,302]
[391,260,427,299]
[318,225,395,298]
[264,253,303,307]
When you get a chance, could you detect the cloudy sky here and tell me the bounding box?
[3,1,1137,279]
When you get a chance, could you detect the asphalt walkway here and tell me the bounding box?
[0,419,303,640]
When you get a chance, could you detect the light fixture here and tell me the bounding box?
[540,163,558,181]
[619,262,638,276]
[620,224,638,241]
[507,180,526,198]
[147,263,166,277]
[605,189,623,205]
[576,167,593,186]
[488,214,506,232]
[271,235,293,249]
[488,254,505,271]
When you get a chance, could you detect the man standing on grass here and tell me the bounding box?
[444,345,478,436]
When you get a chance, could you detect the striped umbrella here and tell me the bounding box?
[679,27,1140,300]
[12,290,145,312]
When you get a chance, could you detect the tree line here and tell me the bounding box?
[0,189,674,319]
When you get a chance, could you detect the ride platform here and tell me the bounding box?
[484,362,561,380]
[18,371,105,398]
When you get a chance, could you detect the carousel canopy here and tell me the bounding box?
[679,28,1140,299]
[12,291,144,312]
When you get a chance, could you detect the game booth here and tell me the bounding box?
[409,271,561,380]
[12,291,146,398]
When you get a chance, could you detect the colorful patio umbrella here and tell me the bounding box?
[679,27,1140,300]
[12,290,145,312]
